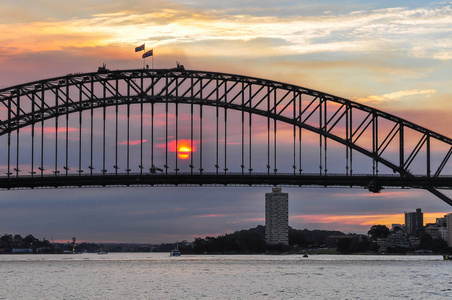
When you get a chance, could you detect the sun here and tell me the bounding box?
[178,146,191,159]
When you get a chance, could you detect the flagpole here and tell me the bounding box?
[143,44,146,69]
[152,49,154,69]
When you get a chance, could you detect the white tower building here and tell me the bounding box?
[446,213,452,247]
[265,188,289,245]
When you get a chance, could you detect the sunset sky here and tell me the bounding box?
[0,0,451,243]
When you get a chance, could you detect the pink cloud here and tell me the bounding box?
[118,139,148,146]
[194,213,229,218]
[20,127,79,134]
[331,190,417,199]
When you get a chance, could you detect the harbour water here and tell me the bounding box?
[0,253,451,299]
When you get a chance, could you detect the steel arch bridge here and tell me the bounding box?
[1,67,452,206]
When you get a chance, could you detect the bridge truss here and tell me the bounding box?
[0,68,451,205]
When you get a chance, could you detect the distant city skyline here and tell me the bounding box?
[0,0,451,243]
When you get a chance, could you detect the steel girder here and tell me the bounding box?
[0,173,450,190]
[0,68,451,205]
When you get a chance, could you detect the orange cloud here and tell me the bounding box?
[354,89,437,106]
[292,213,402,226]
[292,212,449,228]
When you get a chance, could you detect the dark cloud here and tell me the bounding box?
[0,187,264,242]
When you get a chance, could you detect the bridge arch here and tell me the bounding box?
[1,68,452,205]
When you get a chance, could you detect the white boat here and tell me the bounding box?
[170,242,181,257]
[97,248,108,255]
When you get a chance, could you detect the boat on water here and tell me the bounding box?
[170,242,181,257]
[97,248,108,255]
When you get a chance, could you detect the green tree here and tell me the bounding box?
[337,238,352,253]
[368,225,390,240]
[419,234,449,253]
[23,234,38,248]
[288,228,308,246]
[0,234,13,244]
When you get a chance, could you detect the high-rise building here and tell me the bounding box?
[265,187,288,245]
[436,217,447,227]
[446,213,452,247]
[405,208,424,236]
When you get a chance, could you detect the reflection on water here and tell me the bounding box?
[0,253,450,299]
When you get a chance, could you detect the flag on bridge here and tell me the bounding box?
[142,49,153,58]
[135,44,145,52]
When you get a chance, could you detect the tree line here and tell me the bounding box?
[168,225,451,254]
[2,224,450,254]
[163,225,346,254]
[0,234,52,253]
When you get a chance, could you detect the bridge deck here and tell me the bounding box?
[1,173,451,190]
